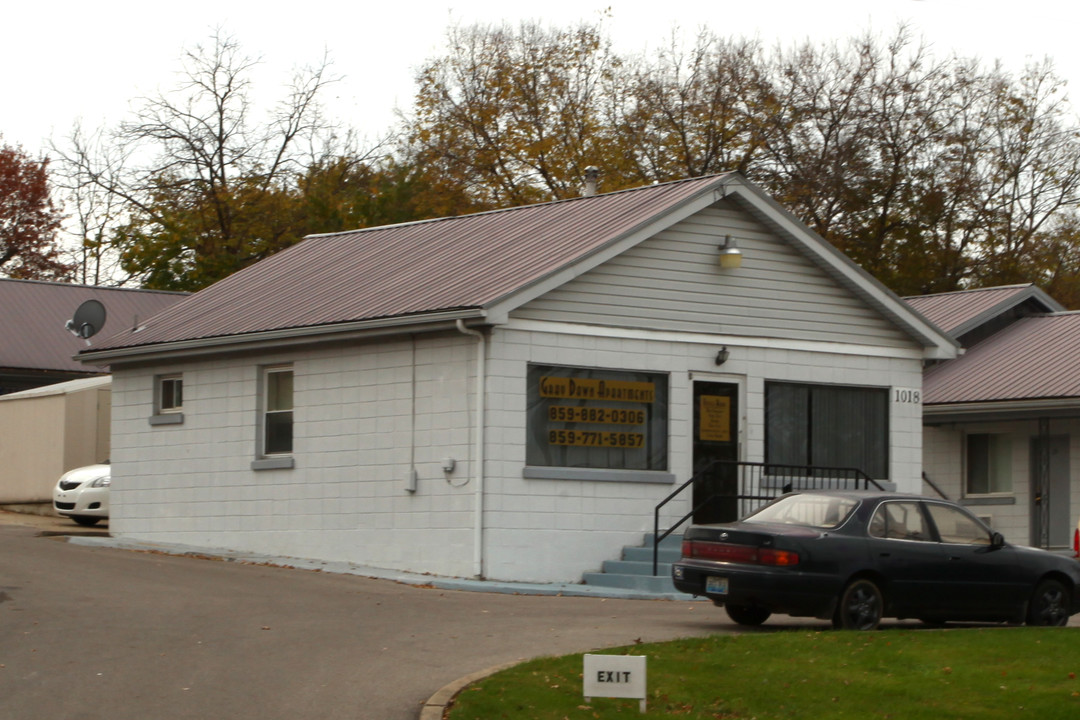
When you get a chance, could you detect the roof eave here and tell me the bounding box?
[77,308,487,366]
[924,397,1080,424]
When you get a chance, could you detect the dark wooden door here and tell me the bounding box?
[692,381,739,524]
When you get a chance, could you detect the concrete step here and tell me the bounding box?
[581,533,686,597]
[622,545,682,564]
[601,559,673,576]
[581,571,679,594]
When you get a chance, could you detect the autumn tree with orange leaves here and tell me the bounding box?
[0,141,70,280]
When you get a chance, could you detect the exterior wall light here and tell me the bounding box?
[715,346,730,366]
[719,235,743,269]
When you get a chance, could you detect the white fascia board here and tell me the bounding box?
[504,318,926,360]
[483,180,730,324]
[76,309,487,366]
[724,180,960,361]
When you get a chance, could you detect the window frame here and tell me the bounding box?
[523,363,673,483]
[149,373,184,426]
[764,381,890,479]
[964,432,1013,496]
[253,364,295,470]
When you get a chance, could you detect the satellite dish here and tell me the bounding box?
[66,299,107,340]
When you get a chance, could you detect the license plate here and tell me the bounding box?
[706,576,729,595]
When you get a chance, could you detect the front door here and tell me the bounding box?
[692,381,739,524]
[1030,435,1071,548]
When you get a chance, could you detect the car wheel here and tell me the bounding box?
[834,578,884,630]
[1027,579,1070,627]
[71,516,102,526]
[725,604,771,627]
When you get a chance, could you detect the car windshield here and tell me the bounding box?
[744,494,857,529]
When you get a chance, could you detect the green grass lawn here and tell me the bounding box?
[446,628,1080,719]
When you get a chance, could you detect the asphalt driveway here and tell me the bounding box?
[0,514,726,720]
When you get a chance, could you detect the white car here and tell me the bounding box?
[53,463,110,526]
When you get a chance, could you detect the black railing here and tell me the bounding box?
[652,460,881,575]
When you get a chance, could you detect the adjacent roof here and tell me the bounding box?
[925,312,1080,405]
[0,374,111,401]
[904,284,1062,338]
[0,279,186,372]
[78,173,957,364]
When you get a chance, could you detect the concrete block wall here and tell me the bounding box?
[109,321,928,585]
[110,333,480,578]
[923,419,1080,547]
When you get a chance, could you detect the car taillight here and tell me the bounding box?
[683,540,799,566]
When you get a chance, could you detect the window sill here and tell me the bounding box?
[149,413,184,426]
[523,466,675,484]
[959,495,1015,506]
[251,457,295,471]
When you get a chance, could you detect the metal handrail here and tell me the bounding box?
[921,471,950,500]
[652,460,880,576]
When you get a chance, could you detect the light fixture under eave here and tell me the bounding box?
[715,346,730,366]
[719,235,743,269]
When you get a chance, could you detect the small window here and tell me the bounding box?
[966,434,1012,495]
[150,374,184,425]
[159,375,183,412]
[262,366,293,455]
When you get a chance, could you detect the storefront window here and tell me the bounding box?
[526,364,668,471]
[765,381,889,478]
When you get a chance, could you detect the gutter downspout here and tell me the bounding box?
[456,319,486,578]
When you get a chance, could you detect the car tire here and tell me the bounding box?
[725,604,771,627]
[70,516,102,526]
[1027,579,1070,627]
[834,578,884,630]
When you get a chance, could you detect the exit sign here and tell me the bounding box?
[583,654,647,713]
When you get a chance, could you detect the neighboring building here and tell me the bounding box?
[0,375,111,506]
[78,173,956,583]
[0,279,186,395]
[909,284,1080,549]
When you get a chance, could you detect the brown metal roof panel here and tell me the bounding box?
[0,280,186,372]
[925,314,1080,403]
[89,175,730,351]
[904,285,1031,335]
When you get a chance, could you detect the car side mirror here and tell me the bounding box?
[991,531,1006,549]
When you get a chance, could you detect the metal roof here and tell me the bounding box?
[78,173,958,363]
[924,313,1080,404]
[82,175,737,353]
[903,285,1034,335]
[0,280,186,372]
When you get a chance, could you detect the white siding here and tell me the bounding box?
[512,201,913,348]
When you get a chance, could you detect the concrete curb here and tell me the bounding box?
[419,661,520,720]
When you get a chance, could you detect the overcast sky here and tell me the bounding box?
[4,0,1079,158]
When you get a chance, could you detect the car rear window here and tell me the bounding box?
[744,494,857,529]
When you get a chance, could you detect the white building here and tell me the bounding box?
[79,174,956,583]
